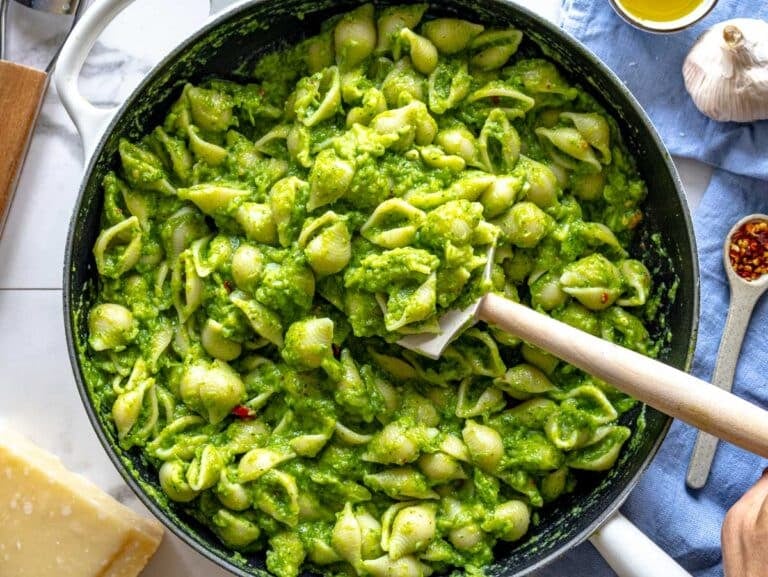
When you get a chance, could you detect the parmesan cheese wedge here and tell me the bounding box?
[0,426,163,576]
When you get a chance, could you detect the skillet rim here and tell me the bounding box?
[62,1,700,575]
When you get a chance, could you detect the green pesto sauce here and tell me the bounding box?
[81,5,673,577]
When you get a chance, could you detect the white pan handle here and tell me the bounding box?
[589,512,692,577]
[54,0,137,159]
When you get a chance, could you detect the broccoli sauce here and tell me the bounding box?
[82,5,663,577]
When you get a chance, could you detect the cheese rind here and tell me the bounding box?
[0,426,163,577]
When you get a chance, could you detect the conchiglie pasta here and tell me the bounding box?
[462,420,504,472]
[567,425,631,471]
[294,66,342,127]
[201,319,242,362]
[299,212,352,276]
[386,503,437,559]
[212,510,261,550]
[422,18,484,54]
[363,467,438,500]
[375,4,428,54]
[482,500,530,542]
[536,126,602,172]
[331,503,363,567]
[159,460,198,503]
[235,203,278,244]
[186,445,224,491]
[468,81,535,119]
[363,554,433,577]
[215,467,252,511]
[93,216,143,279]
[303,29,334,74]
[428,59,472,115]
[397,29,438,75]
[86,7,664,577]
[88,303,137,351]
[469,29,523,71]
[308,149,356,211]
[179,359,245,424]
[254,469,301,527]
[187,126,228,166]
[334,4,376,68]
[238,447,295,483]
[382,57,426,107]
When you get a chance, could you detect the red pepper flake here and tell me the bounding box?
[223,280,233,293]
[332,344,341,359]
[232,405,255,419]
[729,219,768,281]
[600,291,609,304]
[490,95,501,105]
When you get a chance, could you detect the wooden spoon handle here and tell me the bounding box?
[479,293,768,459]
[0,61,48,233]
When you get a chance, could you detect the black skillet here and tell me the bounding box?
[60,1,699,575]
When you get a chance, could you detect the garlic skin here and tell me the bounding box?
[683,18,768,123]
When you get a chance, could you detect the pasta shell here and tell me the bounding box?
[158,460,198,503]
[334,4,376,68]
[356,509,384,559]
[561,112,611,164]
[482,500,530,542]
[230,290,284,347]
[462,420,504,472]
[388,504,437,559]
[334,422,374,445]
[363,554,432,577]
[238,447,296,483]
[201,319,242,362]
[254,469,300,527]
[417,452,467,483]
[93,216,143,279]
[186,445,224,491]
[215,467,252,511]
[422,18,484,54]
[331,503,362,567]
[398,29,438,75]
[88,303,137,352]
[289,434,330,457]
[305,221,352,277]
[363,467,439,500]
[376,4,428,54]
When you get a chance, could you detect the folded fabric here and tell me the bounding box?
[560,0,768,180]
[537,169,768,577]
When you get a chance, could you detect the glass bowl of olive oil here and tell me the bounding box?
[609,0,718,32]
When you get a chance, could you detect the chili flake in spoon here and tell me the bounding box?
[729,219,768,280]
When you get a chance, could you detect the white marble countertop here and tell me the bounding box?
[0,1,712,575]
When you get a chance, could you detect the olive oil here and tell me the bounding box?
[615,0,704,23]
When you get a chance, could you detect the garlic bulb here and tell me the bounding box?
[683,18,768,122]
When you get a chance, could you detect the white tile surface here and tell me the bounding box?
[0,0,714,575]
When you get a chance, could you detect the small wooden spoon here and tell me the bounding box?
[686,214,768,489]
[400,244,768,459]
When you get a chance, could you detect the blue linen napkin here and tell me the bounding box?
[538,170,768,577]
[560,0,768,180]
[535,1,768,574]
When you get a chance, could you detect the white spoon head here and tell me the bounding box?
[397,244,497,359]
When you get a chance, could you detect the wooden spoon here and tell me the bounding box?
[399,245,768,459]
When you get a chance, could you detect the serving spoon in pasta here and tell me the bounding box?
[399,243,768,459]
